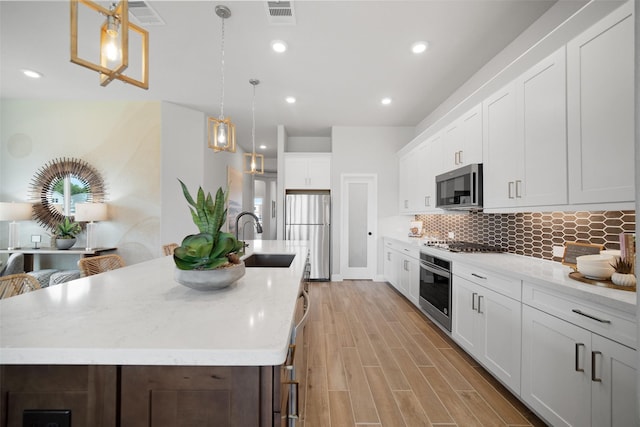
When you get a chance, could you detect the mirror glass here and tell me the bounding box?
[30,157,106,231]
[48,176,91,216]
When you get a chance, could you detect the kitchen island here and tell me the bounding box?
[0,240,310,427]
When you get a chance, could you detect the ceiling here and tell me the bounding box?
[0,0,558,159]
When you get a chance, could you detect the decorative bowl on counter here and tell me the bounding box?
[576,254,615,280]
[174,262,245,291]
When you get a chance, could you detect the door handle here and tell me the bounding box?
[515,180,522,198]
[575,343,585,372]
[572,309,611,324]
[471,292,478,311]
[368,232,372,236]
[458,150,463,165]
[477,295,484,314]
[508,181,515,199]
[591,351,602,382]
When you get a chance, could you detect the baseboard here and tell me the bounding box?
[373,274,385,282]
[330,274,343,281]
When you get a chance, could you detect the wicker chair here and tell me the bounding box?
[0,279,17,299]
[0,273,41,297]
[162,243,179,256]
[78,254,126,277]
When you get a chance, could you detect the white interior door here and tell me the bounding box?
[340,174,377,280]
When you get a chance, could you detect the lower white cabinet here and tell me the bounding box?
[522,304,637,427]
[383,239,419,305]
[452,275,522,393]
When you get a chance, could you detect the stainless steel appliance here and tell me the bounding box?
[435,163,483,210]
[285,192,331,280]
[419,252,452,331]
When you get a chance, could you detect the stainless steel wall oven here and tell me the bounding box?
[419,252,452,331]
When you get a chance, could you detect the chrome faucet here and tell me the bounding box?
[235,211,263,242]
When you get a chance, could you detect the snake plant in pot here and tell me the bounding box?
[173,179,246,290]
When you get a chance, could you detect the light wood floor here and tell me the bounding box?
[299,280,546,427]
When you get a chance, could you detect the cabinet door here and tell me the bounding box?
[398,153,412,213]
[522,305,591,427]
[383,246,398,287]
[451,277,480,354]
[443,121,461,171]
[478,286,522,393]
[284,156,310,189]
[459,104,483,166]
[567,2,635,204]
[517,47,568,207]
[307,155,331,189]
[591,335,637,427]
[483,83,519,208]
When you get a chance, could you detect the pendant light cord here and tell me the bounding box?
[251,82,256,153]
[219,15,226,120]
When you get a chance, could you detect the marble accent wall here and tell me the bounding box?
[415,210,636,260]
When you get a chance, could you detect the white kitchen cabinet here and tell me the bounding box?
[483,82,518,208]
[452,267,522,393]
[399,133,443,214]
[398,152,416,213]
[483,47,567,209]
[567,1,635,205]
[284,153,331,190]
[443,103,482,171]
[522,304,637,427]
[383,239,419,305]
[383,239,399,288]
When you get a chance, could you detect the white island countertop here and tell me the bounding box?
[0,240,309,367]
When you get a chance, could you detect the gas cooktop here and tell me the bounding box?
[424,240,505,253]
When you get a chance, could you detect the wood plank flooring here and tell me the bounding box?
[299,281,546,427]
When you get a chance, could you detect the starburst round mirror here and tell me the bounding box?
[29,157,106,231]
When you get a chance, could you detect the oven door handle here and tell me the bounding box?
[419,261,450,278]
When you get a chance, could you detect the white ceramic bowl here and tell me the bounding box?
[577,254,615,280]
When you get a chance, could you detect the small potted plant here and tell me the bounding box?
[54,216,81,250]
[173,180,245,290]
[610,258,636,287]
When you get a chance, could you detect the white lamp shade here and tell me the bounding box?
[0,202,33,221]
[75,203,108,222]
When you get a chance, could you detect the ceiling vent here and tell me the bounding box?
[265,1,296,25]
[128,1,165,26]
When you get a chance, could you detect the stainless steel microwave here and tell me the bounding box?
[435,163,483,210]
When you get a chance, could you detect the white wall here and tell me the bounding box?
[331,126,414,279]
[286,136,331,152]
[0,100,162,267]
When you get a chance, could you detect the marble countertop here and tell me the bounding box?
[0,240,309,366]
[385,235,637,315]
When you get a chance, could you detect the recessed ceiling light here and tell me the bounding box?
[259,144,267,150]
[22,69,43,79]
[285,96,296,104]
[381,97,392,105]
[411,41,429,54]
[271,40,288,53]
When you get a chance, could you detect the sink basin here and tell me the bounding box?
[243,253,295,268]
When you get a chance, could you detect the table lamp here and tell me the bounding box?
[74,203,108,250]
[0,202,33,250]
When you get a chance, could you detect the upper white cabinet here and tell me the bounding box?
[567,1,635,205]
[443,104,483,171]
[399,134,443,214]
[284,153,331,190]
[483,47,567,209]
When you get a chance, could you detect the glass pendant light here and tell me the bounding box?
[244,79,264,175]
[208,5,236,152]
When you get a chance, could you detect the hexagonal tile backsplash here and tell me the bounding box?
[415,210,636,260]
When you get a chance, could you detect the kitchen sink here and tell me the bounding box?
[243,253,295,268]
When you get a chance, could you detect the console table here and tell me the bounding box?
[0,248,117,272]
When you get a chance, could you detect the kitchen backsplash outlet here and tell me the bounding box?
[415,210,635,261]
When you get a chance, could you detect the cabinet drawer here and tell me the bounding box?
[384,239,419,260]
[523,282,637,349]
[453,263,521,301]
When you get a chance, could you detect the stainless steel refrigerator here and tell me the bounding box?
[285,192,331,280]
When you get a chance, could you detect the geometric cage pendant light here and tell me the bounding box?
[207,5,236,153]
[70,0,149,90]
